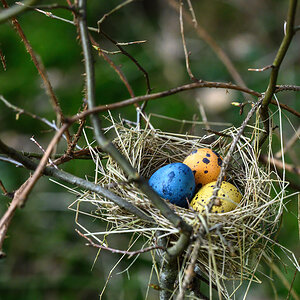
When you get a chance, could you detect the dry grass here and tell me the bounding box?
[66,114,298,299]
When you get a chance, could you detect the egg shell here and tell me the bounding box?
[183,148,223,189]
[148,163,196,208]
[190,181,242,213]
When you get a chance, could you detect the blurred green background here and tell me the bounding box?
[0,0,299,299]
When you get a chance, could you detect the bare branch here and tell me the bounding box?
[179,0,197,81]
[259,0,298,146]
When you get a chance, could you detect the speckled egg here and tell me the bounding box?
[148,163,196,208]
[183,148,223,189]
[190,181,242,213]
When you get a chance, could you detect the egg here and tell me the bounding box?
[190,181,242,213]
[183,148,223,189]
[148,163,196,208]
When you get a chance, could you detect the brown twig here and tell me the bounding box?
[0,48,6,70]
[248,64,273,72]
[179,0,197,81]
[0,180,13,199]
[76,229,164,258]
[275,84,300,93]
[259,0,298,146]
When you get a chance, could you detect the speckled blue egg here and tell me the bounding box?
[148,163,196,208]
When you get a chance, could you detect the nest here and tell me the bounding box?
[69,115,289,298]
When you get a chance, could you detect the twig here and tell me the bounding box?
[0,48,6,70]
[259,0,298,146]
[285,265,299,300]
[1,0,71,145]
[67,80,261,122]
[0,180,13,199]
[179,0,197,81]
[275,84,300,93]
[76,229,164,258]
[0,0,37,24]
[248,64,273,72]
[77,0,192,260]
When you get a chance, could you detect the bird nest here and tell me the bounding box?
[68,115,291,298]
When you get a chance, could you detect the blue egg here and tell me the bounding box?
[148,163,196,208]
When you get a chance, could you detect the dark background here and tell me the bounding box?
[0,0,299,299]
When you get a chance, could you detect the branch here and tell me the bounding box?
[67,81,261,123]
[77,0,192,260]
[0,0,37,24]
[259,0,298,146]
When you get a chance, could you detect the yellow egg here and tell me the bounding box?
[190,181,242,213]
[183,148,223,190]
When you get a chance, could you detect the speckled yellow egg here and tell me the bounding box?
[190,181,242,213]
[183,148,223,189]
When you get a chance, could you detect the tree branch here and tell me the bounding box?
[259,0,298,146]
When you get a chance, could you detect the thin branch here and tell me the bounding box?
[275,84,300,93]
[0,0,37,24]
[0,48,6,71]
[248,64,273,72]
[76,229,163,258]
[67,81,261,123]
[0,180,13,199]
[259,0,298,146]
[179,0,197,81]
